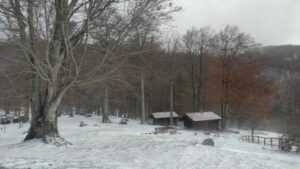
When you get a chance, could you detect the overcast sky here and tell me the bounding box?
[171,0,300,46]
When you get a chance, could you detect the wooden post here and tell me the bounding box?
[264,138,266,145]
[3,124,6,132]
[271,138,273,147]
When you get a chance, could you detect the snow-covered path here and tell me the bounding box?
[0,115,299,169]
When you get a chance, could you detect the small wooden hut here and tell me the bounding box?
[150,111,179,126]
[181,112,222,130]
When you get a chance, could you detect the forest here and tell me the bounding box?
[0,0,299,143]
[1,0,300,168]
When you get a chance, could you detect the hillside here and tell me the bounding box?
[261,45,300,72]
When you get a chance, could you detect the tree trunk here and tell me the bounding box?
[191,64,197,112]
[169,51,174,126]
[135,97,139,120]
[140,69,146,124]
[24,102,30,122]
[221,79,225,129]
[4,106,10,115]
[224,72,229,127]
[24,82,72,144]
[102,80,111,123]
[169,82,174,126]
[75,103,81,115]
[25,90,59,142]
[198,47,204,112]
[24,71,43,140]
[251,118,254,142]
[221,68,229,129]
[24,107,58,141]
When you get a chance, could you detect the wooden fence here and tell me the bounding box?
[240,135,300,152]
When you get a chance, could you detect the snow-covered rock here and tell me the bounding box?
[202,138,215,146]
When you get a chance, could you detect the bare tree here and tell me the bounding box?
[133,25,153,124]
[89,0,180,123]
[0,0,123,143]
[0,0,180,143]
[166,33,180,126]
[183,28,198,111]
[182,26,213,112]
[213,25,255,128]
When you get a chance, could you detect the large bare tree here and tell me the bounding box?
[182,27,213,112]
[213,25,255,128]
[0,0,179,143]
[0,0,119,143]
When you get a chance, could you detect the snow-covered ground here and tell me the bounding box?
[0,115,299,169]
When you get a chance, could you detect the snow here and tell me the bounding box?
[0,115,299,169]
[184,112,222,121]
[151,111,179,118]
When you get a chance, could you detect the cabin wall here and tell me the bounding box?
[193,121,208,129]
[183,119,193,128]
[184,119,220,130]
[153,118,178,126]
[207,120,219,130]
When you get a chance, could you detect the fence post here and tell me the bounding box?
[271,138,273,147]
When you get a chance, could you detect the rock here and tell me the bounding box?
[169,130,177,135]
[202,138,214,146]
[102,119,112,123]
[79,121,87,127]
[213,134,220,138]
[84,114,92,118]
[155,127,176,134]
[119,118,128,125]
[190,140,198,145]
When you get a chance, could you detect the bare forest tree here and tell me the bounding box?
[212,25,256,128]
[0,0,180,143]
[182,27,213,112]
[166,33,180,126]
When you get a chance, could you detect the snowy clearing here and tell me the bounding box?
[0,115,299,169]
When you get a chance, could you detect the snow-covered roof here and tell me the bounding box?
[184,112,221,121]
[151,111,179,119]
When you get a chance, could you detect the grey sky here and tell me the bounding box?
[171,0,300,46]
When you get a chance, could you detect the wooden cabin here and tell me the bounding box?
[181,112,222,130]
[150,111,179,126]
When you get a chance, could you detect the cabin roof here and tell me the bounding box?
[184,112,221,122]
[151,111,179,119]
